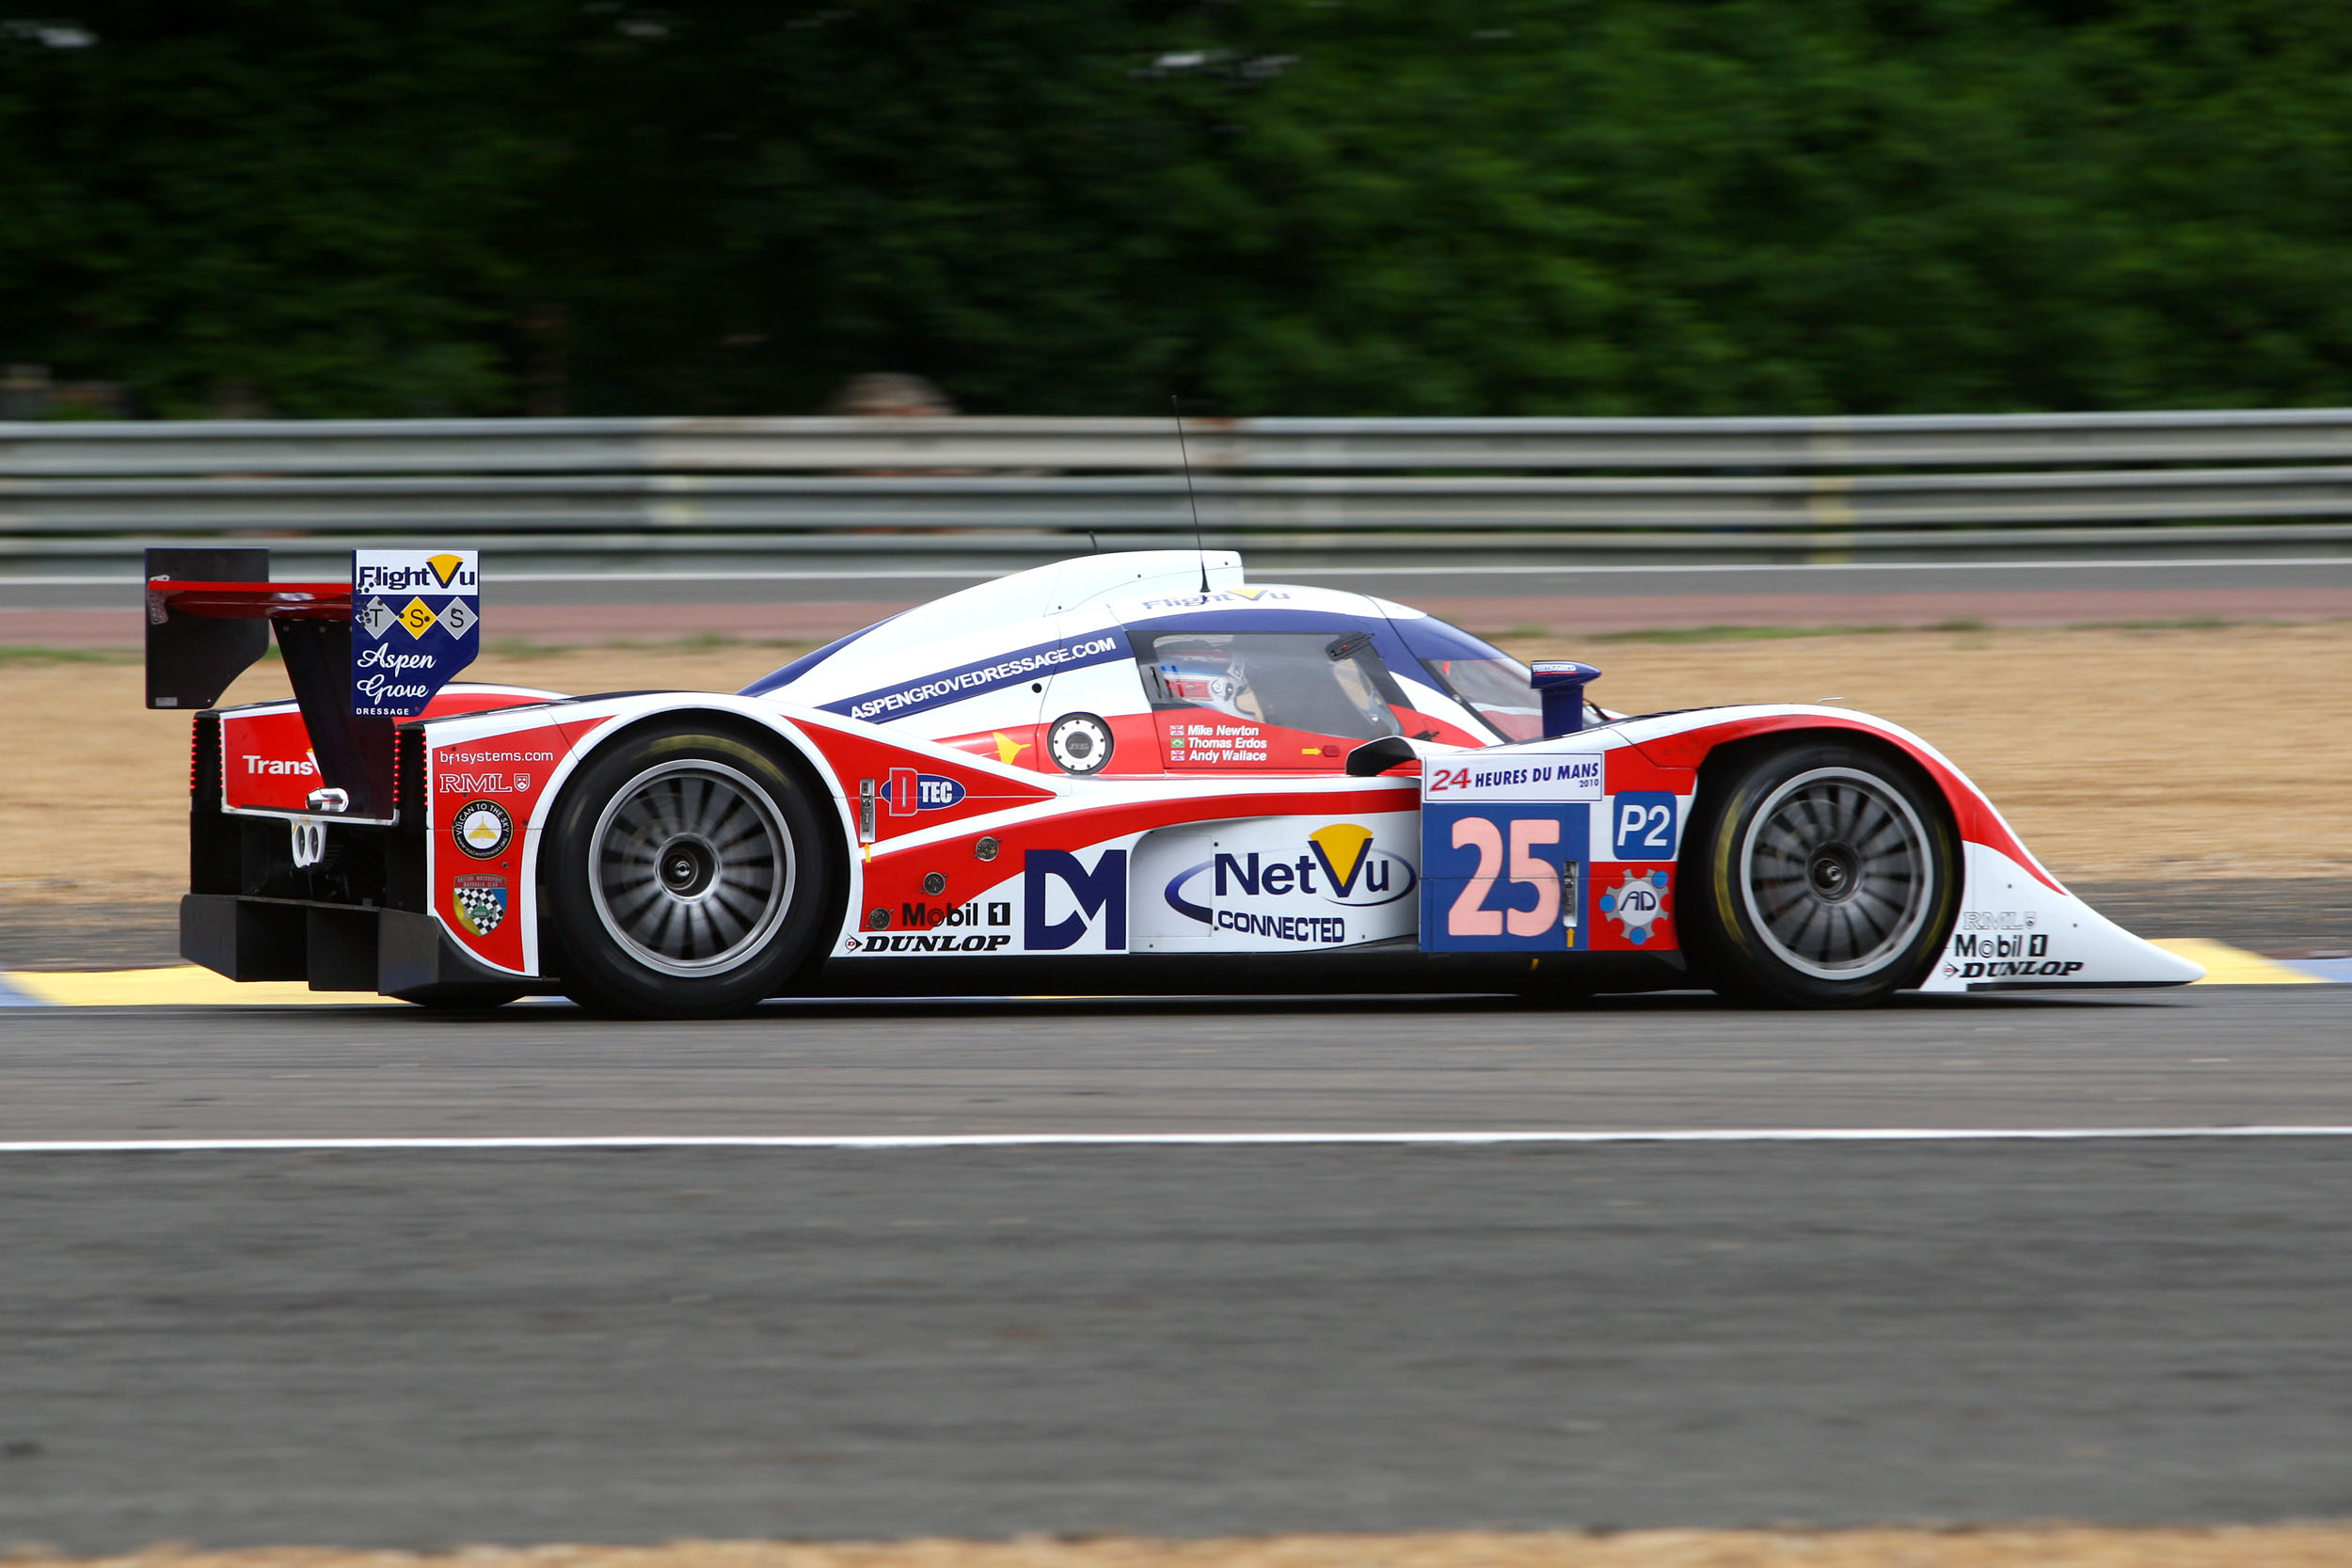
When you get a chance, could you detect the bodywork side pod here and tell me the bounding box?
[1620,705,2203,991]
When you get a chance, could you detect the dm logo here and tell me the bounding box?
[1024,847,1128,951]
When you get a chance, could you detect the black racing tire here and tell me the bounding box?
[542,722,834,1019]
[1680,739,1959,1007]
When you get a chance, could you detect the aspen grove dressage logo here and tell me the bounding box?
[351,548,480,717]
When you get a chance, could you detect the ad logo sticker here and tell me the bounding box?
[1598,868,1670,945]
[352,548,480,718]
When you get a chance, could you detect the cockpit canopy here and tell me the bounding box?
[745,551,1547,775]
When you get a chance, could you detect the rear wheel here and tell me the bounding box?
[544,724,834,1018]
[1682,741,1957,1006]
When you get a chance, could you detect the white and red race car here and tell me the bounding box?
[145,547,2199,1015]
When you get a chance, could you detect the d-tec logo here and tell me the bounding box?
[880,767,968,816]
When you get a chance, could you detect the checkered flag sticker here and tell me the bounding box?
[453,877,507,937]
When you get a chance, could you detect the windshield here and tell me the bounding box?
[1423,651,1544,740]
[1391,615,1543,741]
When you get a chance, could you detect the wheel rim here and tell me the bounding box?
[1738,766,1935,981]
[588,760,795,978]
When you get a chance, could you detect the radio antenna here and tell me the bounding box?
[1171,393,1211,594]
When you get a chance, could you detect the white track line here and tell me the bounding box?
[3,1127,2351,1153]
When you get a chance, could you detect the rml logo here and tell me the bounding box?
[439,771,531,795]
[1024,848,1127,951]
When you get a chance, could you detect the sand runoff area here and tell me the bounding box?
[4,621,2349,908]
[26,1531,2352,1568]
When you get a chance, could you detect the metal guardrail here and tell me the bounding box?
[7,410,2352,572]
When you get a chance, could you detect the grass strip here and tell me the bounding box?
[0,644,141,665]
[485,633,820,659]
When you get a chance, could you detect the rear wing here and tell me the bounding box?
[145,546,478,822]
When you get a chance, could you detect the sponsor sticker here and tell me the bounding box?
[825,634,1125,723]
[438,769,533,795]
[892,898,1015,932]
[351,548,481,718]
[1610,791,1678,860]
[453,875,508,938]
[880,768,968,815]
[1423,755,1604,802]
[1944,934,2080,979]
[452,799,513,860]
[1135,587,1290,610]
[1025,847,1128,951]
[1597,868,1671,945]
[1160,822,1416,946]
[849,932,1017,954]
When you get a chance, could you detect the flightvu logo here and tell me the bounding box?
[355,552,477,594]
[351,547,480,719]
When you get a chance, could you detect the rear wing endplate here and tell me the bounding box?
[144,546,394,819]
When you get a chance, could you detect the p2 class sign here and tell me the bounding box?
[350,549,481,718]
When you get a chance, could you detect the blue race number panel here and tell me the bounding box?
[1419,753,1605,953]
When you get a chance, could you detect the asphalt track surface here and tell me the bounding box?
[6,985,2352,1548]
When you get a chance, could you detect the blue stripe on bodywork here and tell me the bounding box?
[818,631,1128,723]
[739,614,902,698]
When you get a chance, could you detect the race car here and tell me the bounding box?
[143,546,2201,1016]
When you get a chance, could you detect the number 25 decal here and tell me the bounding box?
[1448,816,1563,937]
[1612,791,1678,860]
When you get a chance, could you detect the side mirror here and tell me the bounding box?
[1529,661,1602,736]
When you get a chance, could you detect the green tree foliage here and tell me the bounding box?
[4,1,2351,417]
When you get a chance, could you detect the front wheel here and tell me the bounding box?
[1681,741,1958,1006]
[543,724,834,1018]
